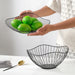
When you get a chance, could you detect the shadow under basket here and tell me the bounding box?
[27,44,69,69]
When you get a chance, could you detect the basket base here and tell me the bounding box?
[40,64,57,69]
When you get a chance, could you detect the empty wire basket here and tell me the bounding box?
[27,44,69,69]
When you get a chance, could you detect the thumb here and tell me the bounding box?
[37,27,44,32]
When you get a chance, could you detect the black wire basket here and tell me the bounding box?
[27,44,69,69]
[5,13,50,34]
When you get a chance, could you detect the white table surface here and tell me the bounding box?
[0,55,75,75]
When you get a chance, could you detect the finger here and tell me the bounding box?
[37,26,46,33]
[15,16,23,20]
[15,16,19,19]
[27,32,41,36]
[26,10,32,13]
[20,10,32,16]
[43,25,47,27]
[37,27,43,32]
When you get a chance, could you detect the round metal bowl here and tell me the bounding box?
[5,13,50,34]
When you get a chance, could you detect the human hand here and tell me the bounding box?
[15,10,38,20]
[28,24,54,36]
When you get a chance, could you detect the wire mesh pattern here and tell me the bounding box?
[5,13,50,34]
[27,44,69,69]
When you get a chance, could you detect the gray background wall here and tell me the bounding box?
[0,0,61,56]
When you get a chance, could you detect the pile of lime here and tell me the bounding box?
[11,16,43,33]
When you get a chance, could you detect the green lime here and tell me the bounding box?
[11,19,22,29]
[22,16,32,25]
[18,24,31,33]
[31,17,38,23]
[31,21,43,31]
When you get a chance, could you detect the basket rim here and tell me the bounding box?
[27,44,69,51]
[27,44,69,56]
